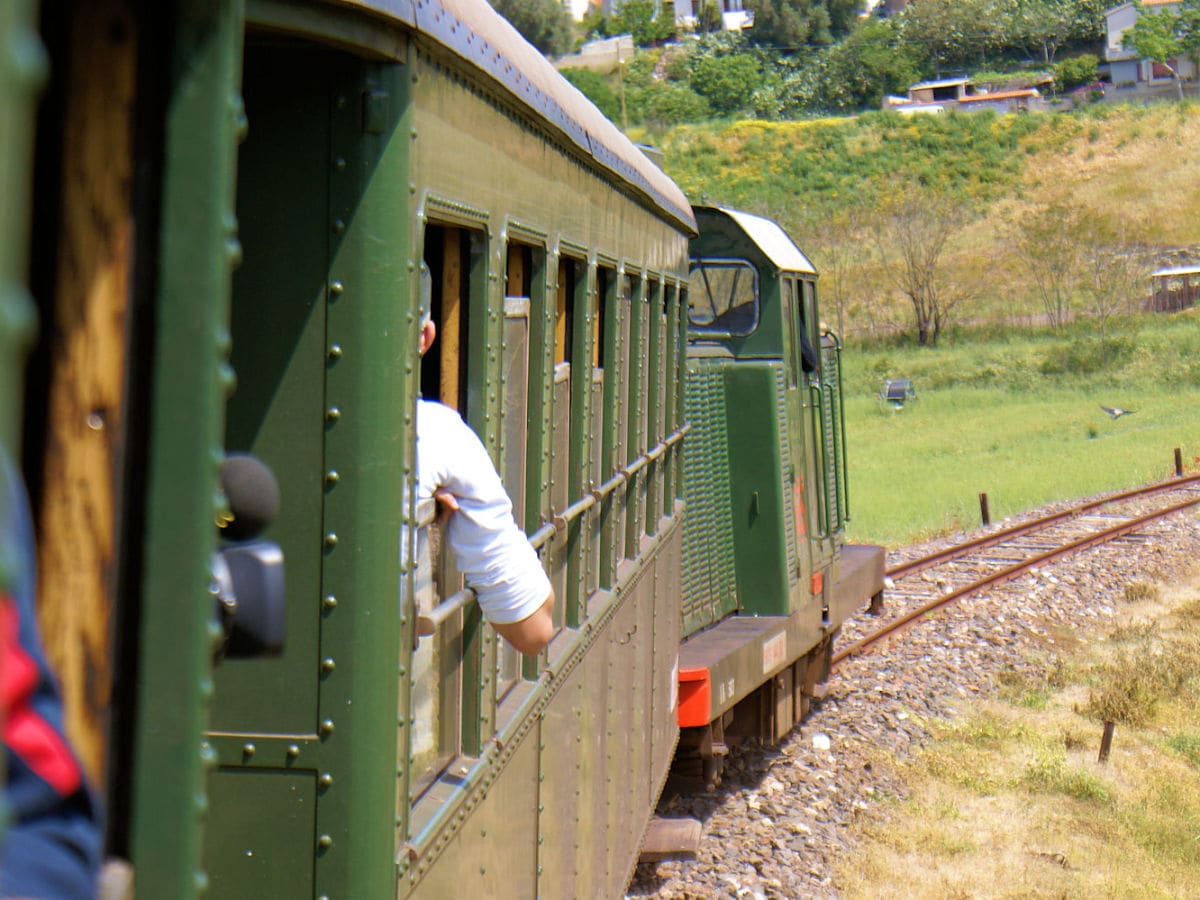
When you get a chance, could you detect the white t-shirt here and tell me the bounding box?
[415,399,550,625]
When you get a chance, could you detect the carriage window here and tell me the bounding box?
[423,224,483,411]
[688,260,758,336]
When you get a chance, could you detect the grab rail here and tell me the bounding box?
[416,421,689,636]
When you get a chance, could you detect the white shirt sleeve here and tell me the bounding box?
[415,400,551,625]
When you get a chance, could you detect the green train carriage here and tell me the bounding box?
[4,0,885,896]
[9,0,693,896]
[676,206,885,780]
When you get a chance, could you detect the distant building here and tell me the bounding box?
[672,0,755,30]
[884,77,1044,114]
[1104,0,1197,85]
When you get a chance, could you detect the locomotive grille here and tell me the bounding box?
[819,344,846,533]
[681,362,738,637]
[775,364,800,586]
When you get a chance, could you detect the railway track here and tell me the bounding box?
[834,472,1200,667]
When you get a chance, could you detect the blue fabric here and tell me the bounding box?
[0,451,101,899]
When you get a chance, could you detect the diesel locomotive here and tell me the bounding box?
[2,0,882,897]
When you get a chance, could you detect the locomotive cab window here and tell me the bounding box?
[687,260,758,336]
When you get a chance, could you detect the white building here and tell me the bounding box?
[1104,0,1198,85]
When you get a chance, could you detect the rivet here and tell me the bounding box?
[320,719,335,736]
[335,157,346,170]
[86,411,105,431]
[333,219,345,234]
[336,94,347,108]
[330,280,344,296]
[323,594,338,610]
[325,470,340,486]
[328,343,342,360]
[242,742,255,758]
[324,533,338,549]
[318,834,333,849]
[321,657,336,673]
[286,744,300,759]
[326,406,341,422]
[411,128,418,139]
[320,772,334,787]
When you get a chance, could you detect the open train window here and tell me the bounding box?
[687,260,758,336]
[422,223,484,411]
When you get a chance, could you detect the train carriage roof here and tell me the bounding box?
[305,0,696,234]
[694,206,816,275]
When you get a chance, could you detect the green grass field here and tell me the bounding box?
[841,314,1200,546]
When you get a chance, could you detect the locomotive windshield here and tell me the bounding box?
[687,260,758,336]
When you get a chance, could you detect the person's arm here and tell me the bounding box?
[492,590,555,656]
[424,408,555,654]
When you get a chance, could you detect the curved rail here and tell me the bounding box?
[834,477,1200,666]
[886,472,1200,581]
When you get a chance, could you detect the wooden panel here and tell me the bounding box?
[439,229,462,410]
[36,0,137,785]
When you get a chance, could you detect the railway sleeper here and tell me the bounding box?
[673,636,835,789]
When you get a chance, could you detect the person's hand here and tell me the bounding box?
[434,489,459,525]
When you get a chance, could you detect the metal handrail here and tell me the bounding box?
[416,421,690,636]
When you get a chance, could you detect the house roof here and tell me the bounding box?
[1152,265,1200,277]
[909,77,970,90]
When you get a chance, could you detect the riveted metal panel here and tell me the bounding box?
[206,42,410,900]
[550,363,570,615]
[129,3,244,895]
[538,652,594,896]
[215,41,327,738]
[204,768,317,898]
[502,297,529,530]
[725,364,790,617]
[587,370,603,595]
[411,726,540,897]
[775,364,800,592]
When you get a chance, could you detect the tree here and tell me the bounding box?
[1122,0,1200,101]
[559,67,622,122]
[898,0,1007,71]
[490,0,575,56]
[792,203,868,337]
[745,0,857,49]
[1003,202,1088,332]
[803,18,922,112]
[1078,218,1148,339]
[1003,0,1105,64]
[689,54,763,115]
[870,188,978,346]
[610,0,676,45]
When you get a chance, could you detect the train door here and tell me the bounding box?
[202,35,410,899]
[780,276,816,603]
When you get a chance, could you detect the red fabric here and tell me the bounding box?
[0,599,82,797]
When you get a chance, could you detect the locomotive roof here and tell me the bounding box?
[304,0,696,234]
[695,206,816,275]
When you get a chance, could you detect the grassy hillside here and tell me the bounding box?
[653,102,1200,334]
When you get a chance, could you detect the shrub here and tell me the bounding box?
[642,83,712,126]
[689,53,763,115]
[1055,53,1099,91]
[559,67,621,122]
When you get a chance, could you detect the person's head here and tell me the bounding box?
[419,308,436,356]
[418,265,436,355]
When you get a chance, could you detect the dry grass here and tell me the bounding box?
[837,574,1200,897]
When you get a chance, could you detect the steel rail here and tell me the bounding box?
[886,472,1200,581]
[833,491,1200,666]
